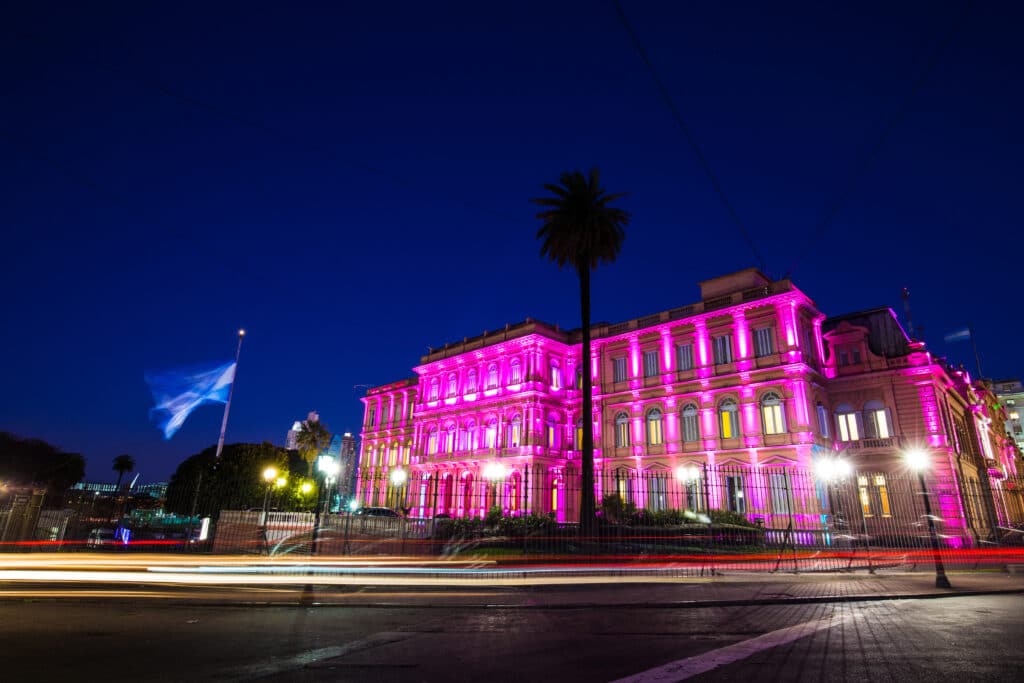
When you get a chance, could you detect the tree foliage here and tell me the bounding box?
[0,432,85,496]
[295,418,331,477]
[112,453,136,490]
[164,442,295,516]
[533,168,630,530]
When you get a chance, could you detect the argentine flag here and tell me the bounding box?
[145,361,236,439]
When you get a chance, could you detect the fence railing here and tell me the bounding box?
[3,464,1023,575]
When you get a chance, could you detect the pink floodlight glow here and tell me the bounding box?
[695,323,709,366]
[742,402,757,434]
[661,331,674,372]
[792,381,809,426]
[629,340,640,379]
[735,313,749,359]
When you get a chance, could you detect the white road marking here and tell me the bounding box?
[222,631,412,680]
[610,614,849,682]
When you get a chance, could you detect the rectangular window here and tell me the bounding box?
[510,363,522,384]
[837,413,859,441]
[713,334,734,365]
[768,472,791,514]
[839,351,849,367]
[408,401,415,420]
[753,327,774,358]
[720,409,736,439]
[817,405,830,437]
[726,475,746,513]
[550,366,560,389]
[858,475,892,517]
[685,480,704,511]
[762,404,785,435]
[615,420,630,448]
[647,417,663,446]
[866,409,889,439]
[613,357,628,383]
[368,408,376,427]
[643,350,659,378]
[676,343,694,371]
[681,412,700,443]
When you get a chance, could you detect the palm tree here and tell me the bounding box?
[296,418,332,477]
[533,167,629,532]
[112,454,136,493]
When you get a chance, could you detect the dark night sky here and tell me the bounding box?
[2,1,1021,482]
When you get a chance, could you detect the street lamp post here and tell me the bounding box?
[390,467,408,512]
[905,449,952,589]
[676,464,712,576]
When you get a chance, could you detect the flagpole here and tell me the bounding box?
[969,324,983,380]
[215,329,246,459]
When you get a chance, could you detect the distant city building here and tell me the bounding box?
[285,410,320,450]
[993,379,1024,452]
[339,432,359,498]
[70,481,168,499]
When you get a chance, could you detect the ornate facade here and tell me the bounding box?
[356,269,1023,543]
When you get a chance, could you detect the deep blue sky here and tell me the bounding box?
[3,1,1021,482]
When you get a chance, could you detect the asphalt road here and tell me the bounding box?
[1,592,1021,682]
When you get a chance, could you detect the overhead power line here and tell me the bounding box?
[783,0,975,278]
[612,1,768,274]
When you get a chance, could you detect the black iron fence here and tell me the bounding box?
[3,464,1024,574]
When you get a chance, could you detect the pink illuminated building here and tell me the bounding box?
[356,269,1023,542]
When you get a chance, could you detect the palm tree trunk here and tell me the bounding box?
[578,264,596,534]
[115,471,124,493]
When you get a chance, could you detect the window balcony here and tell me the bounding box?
[842,436,900,450]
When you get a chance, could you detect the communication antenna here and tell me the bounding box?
[901,288,916,339]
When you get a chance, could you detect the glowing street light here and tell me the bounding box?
[390,468,408,487]
[300,481,313,495]
[262,466,278,483]
[905,448,951,589]
[675,465,700,483]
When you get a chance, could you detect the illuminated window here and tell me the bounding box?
[718,399,738,439]
[643,350,659,378]
[508,415,522,448]
[575,366,583,389]
[858,475,891,517]
[649,475,667,512]
[685,476,703,511]
[403,442,411,464]
[466,369,477,393]
[427,427,438,455]
[614,412,631,448]
[613,357,628,382]
[509,359,522,384]
[863,400,890,439]
[367,407,376,428]
[836,405,859,441]
[676,343,694,371]
[816,403,830,437]
[753,327,774,358]
[546,416,557,448]
[761,392,786,435]
[646,408,664,445]
[681,404,700,443]
[575,418,584,450]
[379,402,389,426]
[713,334,734,365]
[486,364,498,389]
[485,419,497,449]
[389,443,398,466]
[429,378,439,401]
[550,361,561,390]
[408,399,415,420]
[447,374,457,397]
[446,424,456,453]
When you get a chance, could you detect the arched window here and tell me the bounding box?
[836,404,859,442]
[550,361,561,390]
[388,443,398,466]
[863,400,890,439]
[429,378,439,401]
[447,373,457,398]
[427,427,438,455]
[486,363,498,389]
[485,418,498,449]
[614,412,631,448]
[509,358,522,384]
[575,366,583,390]
[508,415,522,448]
[761,392,786,435]
[403,441,411,464]
[575,418,584,450]
[646,408,664,446]
[681,404,700,443]
[718,399,739,439]
[446,424,457,453]
[466,369,477,393]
